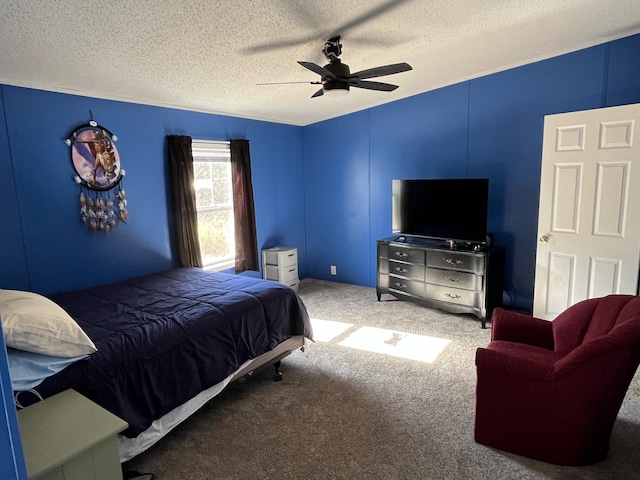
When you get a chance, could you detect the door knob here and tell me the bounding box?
[539,235,549,243]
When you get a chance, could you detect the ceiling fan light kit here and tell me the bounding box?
[323,83,350,97]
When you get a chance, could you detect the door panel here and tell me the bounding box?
[551,163,582,233]
[534,103,640,319]
[543,252,576,318]
[593,161,629,237]
[588,257,620,298]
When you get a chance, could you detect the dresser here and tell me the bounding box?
[376,237,505,328]
[18,389,128,480]
[262,246,299,292]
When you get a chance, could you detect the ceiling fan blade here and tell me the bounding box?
[352,62,412,80]
[311,88,324,98]
[298,61,337,80]
[243,35,314,54]
[256,81,322,85]
[243,0,410,54]
[352,80,399,92]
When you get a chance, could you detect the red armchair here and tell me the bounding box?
[474,294,640,465]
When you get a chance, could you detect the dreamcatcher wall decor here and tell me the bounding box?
[65,120,128,233]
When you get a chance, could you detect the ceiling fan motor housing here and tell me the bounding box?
[323,59,352,93]
[324,59,350,77]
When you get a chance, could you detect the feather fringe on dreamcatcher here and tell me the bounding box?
[75,174,128,233]
[67,119,128,234]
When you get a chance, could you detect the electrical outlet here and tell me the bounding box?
[330,265,337,275]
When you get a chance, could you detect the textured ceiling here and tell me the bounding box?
[1,0,639,126]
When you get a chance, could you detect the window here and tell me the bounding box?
[191,141,234,271]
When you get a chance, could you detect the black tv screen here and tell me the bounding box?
[392,178,489,244]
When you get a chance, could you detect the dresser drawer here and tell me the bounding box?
[427,251,485,273]
[426,268,483,291]
[426,284,482,309]
[387,245,426,265]
[389,260,425,282]
[389,276,425,297]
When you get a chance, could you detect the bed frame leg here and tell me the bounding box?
[273,360,283,382]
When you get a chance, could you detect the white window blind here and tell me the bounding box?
[191,141,234,271]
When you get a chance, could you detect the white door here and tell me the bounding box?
[533,103,640,319]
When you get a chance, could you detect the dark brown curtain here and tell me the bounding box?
[167,135,203,268]
[230,139,259,273]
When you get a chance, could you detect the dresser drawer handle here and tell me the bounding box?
[444,258,463,265]
[444,276,459,282]
[394,282,407,288]
[394,251,409,257]
[288,268,296,273]
[444,293,461,299]
[394,267,408,273]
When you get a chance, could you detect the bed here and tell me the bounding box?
[6,267,312,461]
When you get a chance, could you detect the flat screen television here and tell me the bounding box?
[392,178,489,244]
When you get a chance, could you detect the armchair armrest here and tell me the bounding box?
[491,308,554,349]
[476,347,555,383]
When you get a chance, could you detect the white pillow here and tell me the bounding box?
[0,289,97,357]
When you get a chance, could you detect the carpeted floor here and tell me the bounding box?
[123,279,640,479]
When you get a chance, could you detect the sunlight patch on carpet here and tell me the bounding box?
[310,318,450,363]
[310,318,354,342]
[338,326,450,363]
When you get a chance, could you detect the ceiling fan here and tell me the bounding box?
[294,36,413,98]
[258,36,413,98]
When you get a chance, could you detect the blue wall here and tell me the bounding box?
[0,86,305,295]
[303,34,640,311]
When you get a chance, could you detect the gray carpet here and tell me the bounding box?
[124,279,640,479]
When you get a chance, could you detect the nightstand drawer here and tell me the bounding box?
[265,264,298,283]
[283,279,299,293]
[263,247,297,268]
[427,251,485,273]
[426,268,483,291]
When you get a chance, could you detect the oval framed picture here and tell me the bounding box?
[70,125,122,191]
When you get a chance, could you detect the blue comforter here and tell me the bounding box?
[25,268,311,437]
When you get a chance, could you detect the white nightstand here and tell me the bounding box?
[18,389,128,480]
[262,246,299,292]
